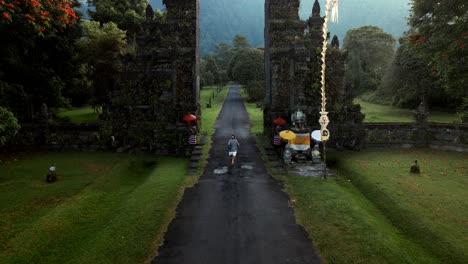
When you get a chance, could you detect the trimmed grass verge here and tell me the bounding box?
[56,106,99,123]
[239,87,264,135]
[197,85,229,174]
[0,152,191,264]
[355,98,460,123]
[242,96,467,263]
[329,149,468,263]
[200,85,229,136]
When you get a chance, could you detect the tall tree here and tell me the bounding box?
[0,106,20,146]
[78,20,126,109]
[213,42,235,71]
[228,48,263,85]
[343,26,396,96]
[406,0,467,108]
[228,47,264,102]
[233,34,251,49]
[87,0,147,34]
[0,0,82,120]
[379,39,442,108]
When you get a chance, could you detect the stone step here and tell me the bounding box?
[193,145,203,151]
[273,168,287,174]
[198,135,207,145]
[269,162,284,168]
[189,161,198,168]
[265,146,275,151]
[190,156,201,162]
[191,149,203,155]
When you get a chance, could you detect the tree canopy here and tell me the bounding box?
[407,0,467,102]
[87,0,147,34]
[343,26,396,96]
[78,20,126,108]
[0,106,20,146]
[0,0,82,120]
[376,0,467,119]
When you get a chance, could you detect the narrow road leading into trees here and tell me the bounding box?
[153,85,321,264]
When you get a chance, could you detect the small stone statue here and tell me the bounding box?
[414,101,429,123]
[46,166,57,183]
[312,144,321,163]
[410,160,420,174]
[283,147,292,164]
[40,103,49,120]
[291,110,306,130]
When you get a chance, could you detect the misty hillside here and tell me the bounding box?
[80,0,410,54]
[155,0,410,54]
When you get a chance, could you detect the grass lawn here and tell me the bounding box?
[197,85,229,173]
[56,106,99,123]
[242,97,467,263]
[200,85,229,136]
[329,149,468,263]
[266,148,468,264]
[0,152,192,264]
[355,98,461,123]
[240,87,264,135]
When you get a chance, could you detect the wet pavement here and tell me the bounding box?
[152,85,321,264]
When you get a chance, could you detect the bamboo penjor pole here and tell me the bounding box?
[318,0,339,134]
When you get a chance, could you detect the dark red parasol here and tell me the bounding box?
[273,117,287,125]
[182,114,197,122]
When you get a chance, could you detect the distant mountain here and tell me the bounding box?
[81,0,410,54]
[153,0,410,54]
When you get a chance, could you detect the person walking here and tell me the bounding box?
[228,134,240,165]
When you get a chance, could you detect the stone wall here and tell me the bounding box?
[327,122,468,152]
[2,123,103,152]
[2,122,466,153]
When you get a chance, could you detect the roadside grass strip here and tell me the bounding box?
[242,99,467,263]
[355,98,460,123]
[240,87,264,135]
[198,85,229,173]
[0,152,189,264]
[330,149,468,263]
[56,106,99,123]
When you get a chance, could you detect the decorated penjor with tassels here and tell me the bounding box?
[319,0,339,143]
[269,0,342,174]
[317,0,339,178]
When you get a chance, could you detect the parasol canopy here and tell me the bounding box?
[273,117,287,125]
[182,114,197,122]
[279,130,296,141]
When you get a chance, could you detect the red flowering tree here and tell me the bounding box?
[0,0,78,35]
[0,0,83,120]
[407,0,467,103]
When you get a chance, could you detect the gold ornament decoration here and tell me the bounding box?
[318,0,339,138]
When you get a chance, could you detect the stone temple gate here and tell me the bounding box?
[107,0,362,153]
[264,0,362,142]
[107,0,200,153]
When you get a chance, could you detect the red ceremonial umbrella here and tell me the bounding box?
[273,117,287,125]
[182,114,197,122]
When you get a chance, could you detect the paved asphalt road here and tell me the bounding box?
[153,85,321,264]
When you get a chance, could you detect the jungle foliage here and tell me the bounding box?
[201,34,264,102]
[0,0,83,121]
[343,26,396,97]
[0,106,20,146]
[377,0,467,119]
